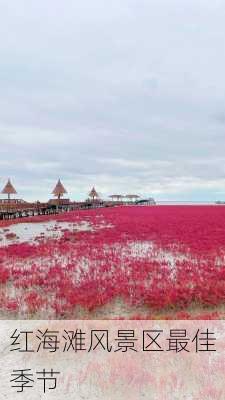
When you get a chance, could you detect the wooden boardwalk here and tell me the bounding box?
[0,200,111,221]
[0,203,58,220]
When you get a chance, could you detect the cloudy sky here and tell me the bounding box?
[0,0,225,202]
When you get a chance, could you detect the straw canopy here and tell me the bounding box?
[52,179,67,198]
[1,179,17,195]
[89,187,99,199]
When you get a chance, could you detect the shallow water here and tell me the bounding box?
[0,220,92,246]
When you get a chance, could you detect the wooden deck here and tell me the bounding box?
[0,200,114,220]
[0,203,58,220]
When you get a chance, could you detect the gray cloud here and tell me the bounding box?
[0,0,225,201]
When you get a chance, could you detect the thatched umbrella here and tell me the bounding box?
[88,187,99,201]
[1,179,17,202]
[52,179,67,203]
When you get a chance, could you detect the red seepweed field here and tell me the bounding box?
[0,205,225,319]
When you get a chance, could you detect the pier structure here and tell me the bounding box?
[125,194,140,202]
[109,194,124,202]
[0,179,153,221]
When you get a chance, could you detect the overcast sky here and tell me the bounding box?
[0,0,225,201]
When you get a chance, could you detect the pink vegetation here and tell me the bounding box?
[0,206,225,319]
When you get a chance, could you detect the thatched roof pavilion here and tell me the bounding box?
[125,194,140,202]
[1,179,17,201]
[52,179,67,199]
[109,194,123,201]
[88,187,99,201]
